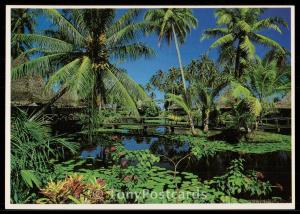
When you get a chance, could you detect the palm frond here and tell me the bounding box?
[108,65,151,102]
[44,58,81,93]
[253,17,288,32]
[166,93,191,115]
[12,34,74,53]
[108,9,141,36]
[251,33,285,52]
[209,33,234,49]
[109,42,155,62]
[103,67,140,118]
[201,28,228,41]
[240,35,255,58]
[40,9,86,46]
[11,53,66,80]
[66,56,95,98]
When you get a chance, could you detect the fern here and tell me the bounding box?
[20,170,42,188]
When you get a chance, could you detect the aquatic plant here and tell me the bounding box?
[166,131,291,157]
[206,159,272,198]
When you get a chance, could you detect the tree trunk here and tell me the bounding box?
[172,24,187,93]
[255,121,259,131]
[97,73,106,110]
[29,87,68,121]
[204,110,210,133]
[188,113,197,136]
[234,40,242,78]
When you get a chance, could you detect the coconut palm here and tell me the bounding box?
[263,47,290,70]
[202,8,287,78]
[144,8,198,93]
[149,69,165,91]
[245,58,290,118]
[11,9,37,61]
[188,55,229,132]
[166,93,197,136]
[12,9,154,119]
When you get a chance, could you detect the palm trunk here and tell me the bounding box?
[188,113,197,136]
[97,73,106,110]
[172,24,187,93]
[204,110,210,133]
[29,87,68,121]
[235,40,242,78]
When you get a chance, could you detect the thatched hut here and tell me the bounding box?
[274,91,291,117]
[11,74,86,115]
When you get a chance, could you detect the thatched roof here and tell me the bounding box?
[216,90,232,109]
[167,103,182,110]
[275,92,291,109]
[11,74,85,108]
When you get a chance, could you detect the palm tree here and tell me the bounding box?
[245,58,290,119]
[149,69,165,91]
[144,8,198,93]
[263,47,290,70]
[166,93,197,136]
[188,55,229,132]
[11,9,37,61]
[220,81,262,140]
[202,8,287,78]
[10,9,41,111]
[12,9,154,119]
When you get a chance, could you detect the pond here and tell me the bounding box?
[66,126,291,202]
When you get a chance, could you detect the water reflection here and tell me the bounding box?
[76,133,291,201]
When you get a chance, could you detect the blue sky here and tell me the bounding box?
[33,8,291,101]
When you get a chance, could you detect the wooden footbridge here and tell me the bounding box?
[41,111,291,133]
[99,117,197,133]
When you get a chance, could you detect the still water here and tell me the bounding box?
[75,127,291,201]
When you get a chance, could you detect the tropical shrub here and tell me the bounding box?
[219,82,262,142]
[36,174,110,204]
[77,109,130,128]
[144,104,160,117]
[11,108,78,203]
[206,159,272,198]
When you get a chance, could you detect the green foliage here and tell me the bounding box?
[12,9,154,117]
[187,54,230,131]
[144,9,198,46]
[48,159,87,181]
[77,109,130,128]
[136,100,160,117]
[20,170,42,189]
[202,8,287,77]
[45,160,244,204]
[206,159,272,198]
[245,58,290,117]
[219,82,262,142]
[11,108,79,203]
[36,174,110,204]
[167,131,291,156]
[166,93,198,135]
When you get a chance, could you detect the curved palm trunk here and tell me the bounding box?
[29,86,68,121]
[171,24,187,92]
[171,24,196,135]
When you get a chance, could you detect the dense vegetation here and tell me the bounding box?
[10,8,291,204]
